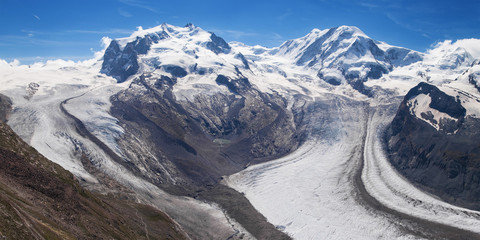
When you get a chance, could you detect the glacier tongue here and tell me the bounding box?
[226,96,480,239]
[224,97,418,239]
[363,104,480,237]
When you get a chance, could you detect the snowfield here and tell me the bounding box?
[2,23,480,239]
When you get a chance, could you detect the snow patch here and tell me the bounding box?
[407,93,458,130]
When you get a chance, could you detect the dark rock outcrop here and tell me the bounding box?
[387,82,480,210]
[101,40,140,83]
[215,74,251,94]
[0,94,11,123]
[101,32,169,83]
[469,74,480,93]
[163,65,188,78]
[391,82,465,135]
[206,33,231,54]
[235,53,250,70]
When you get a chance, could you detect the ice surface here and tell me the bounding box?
[227,98,480,239]
[2,23,480,239]
[362,104,480,235]
[225,97,422,239]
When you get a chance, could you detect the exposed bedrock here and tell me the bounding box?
[387,82,480,210]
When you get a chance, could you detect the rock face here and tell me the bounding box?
[101,31,170,82]
[206,32,231,54]
[387,82,480,210]
[0,94,11,122]
[0,95,187,240]
[101,40,139,83]
[110,73,301,190]
[464,60,480,92]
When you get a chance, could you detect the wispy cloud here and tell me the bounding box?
[68,29,133,35]
[118,8,132,17]
[0,35,93,47]
[357,2,378,9]
[33,14,40,20]
[276,10,292,21]
[210,29,259,40]
[3,55,93,63]
[384,12,429,35]
[272,32,283,40]
[118,0,158,13]
[353,0,478,42]
[267,32,286,46]
[207,27,286,47]
[21,28,133,36]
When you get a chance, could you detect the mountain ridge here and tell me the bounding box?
[0,93,188,240]
[1,22,480,239]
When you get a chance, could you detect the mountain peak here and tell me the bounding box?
[305,28,323,36]
[118,23,205,44]
[304,25,365,39]
[336,25,366,36]
[185,22,195,29]
[101,23,234,82]
[277,25,370,58]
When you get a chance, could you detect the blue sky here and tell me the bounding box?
[1,0,479,63]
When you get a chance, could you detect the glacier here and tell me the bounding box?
[1,23,480,239]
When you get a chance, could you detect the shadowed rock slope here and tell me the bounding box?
[387,82,480,210]
[111,74,302,191]
[0,95,187,240]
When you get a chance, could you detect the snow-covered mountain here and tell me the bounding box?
[387,81,480,210]
[274,26,423,91]
[2,23,480,239]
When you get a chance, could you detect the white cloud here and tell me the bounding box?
[33,14,40,20]
[455,39,480,59]
[0,32,118,66]
[0,59,20,69]
[428,39,480,59]
[101,36,112,48]
[10,59,20,67]
[2,56,93,64]
[91,37,113,60]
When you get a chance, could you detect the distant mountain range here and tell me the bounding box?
[1,23,480,239]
